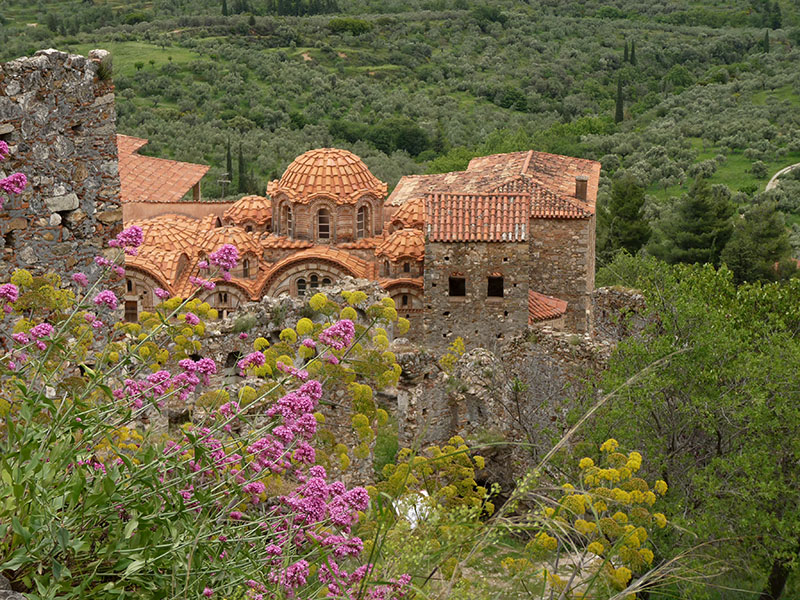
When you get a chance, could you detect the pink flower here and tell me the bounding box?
[239,332,248,340]
[197,260,209,270]
[184,312,200,325]
[209,244,239,271]
[11,333,28,344]
[71,272,89,287]
[108,226,144,253]
[93,289,118,310]
[94,256,112,268]
[189,276,215,290]
[0,283,19,304]
[154,288,170,300]
[237,351,265,375]
[202,588,214,597]
[30,323,54,339]
[229,511,244,521]
[0,173,27,194]
[113,266,125,276]
[0,140,8,160]
[318,319,355,351]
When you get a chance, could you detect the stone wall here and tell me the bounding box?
[529,216,595,333]
[0,49,121,280]
[591,286,647,342]
[422,240,529,351]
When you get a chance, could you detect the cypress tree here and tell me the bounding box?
[225,138,232,183]
[598,173,651,260]
[237,142,246,194]
[763,29,770,53]
[222,0,228,16]
[721,202,790,283]
[630,40,637,65]
[615,74,624,123]
[624,40,629,62]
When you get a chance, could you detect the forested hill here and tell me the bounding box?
[2,0,800,270]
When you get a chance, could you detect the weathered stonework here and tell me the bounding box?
[529,216,595,333]
[0,49,121,280]
[423,240,529,351]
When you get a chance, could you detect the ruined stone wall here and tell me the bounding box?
[0,49,121,279]
[529,216,595,333]
[422,240,529,351]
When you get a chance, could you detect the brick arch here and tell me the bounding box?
[261,257,359,297]
[354,195,380,238]
[381,279,424,311]
[200,282,251,319]
[125,265,170,296]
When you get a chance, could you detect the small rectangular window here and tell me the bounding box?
[488,276,504,298]
[448,277,466,297]
[124,300,138,323]
[403,262,410,273]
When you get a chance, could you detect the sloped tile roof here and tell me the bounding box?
[379,277,424,291]
[267,148,387,204]
[199,225,262,257]
[425,193,530,242]
[390,196,426,229]
[528,290,568,324]
[387,149,600,217]
[117,134,210,204]
[336,236,383,250]
[375,228,425,260]
[260,234,314,250]
[224,195,272,226]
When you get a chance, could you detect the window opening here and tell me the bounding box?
[124,300,138,323]
[218,291,228,305]
[403,262,410,273]
[401,294,409,307]
[297,278,306,296]
[310,274,319,289]
[357,205,370,238]
[322,277,332,286]
[242,259,250,279]
[449,277,466,297]
[488,276,504,298]
[317,208,330,240]
[126,278,133,293]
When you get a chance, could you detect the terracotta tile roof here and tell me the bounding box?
[260,234,314,250]
[375,228,425,261]
[528,290,568,324]
[267,148,387,204]
[387,149,600,217]
[390,196,425,229]
[224,195,272,226]
[425,193,530,242]
[129,214,211,251]
[336,237,383,250]
[117,134,210,204]
[379,277,424,291]
[199,225,262,257]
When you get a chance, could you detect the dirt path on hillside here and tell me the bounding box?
[766,162,800,190]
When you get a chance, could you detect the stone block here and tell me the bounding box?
[44,193,79,212]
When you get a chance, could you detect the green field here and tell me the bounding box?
[68,41,201,78]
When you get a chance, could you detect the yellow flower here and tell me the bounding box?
[254,337,270,350]
[612,511,628,524]
[381,297,396,309]
[11,269,33,288]
[615,566,632,586]
[347,291,368,305]
[593,500,608,513]
[644,491,657,506]
[340,306,357,321]
[579,457,594,469]
[534,532,558,551]
[473,455,485,470]
[279,328,298,344]
[654,480,668,495]
[575,519,597,535]
[653,513,667,528]
[296,318,313,336]
[611,488,631,504]
[587,541,604,555]
[309,293,328,311]
[639,548,654,564]
[600,439,619,453]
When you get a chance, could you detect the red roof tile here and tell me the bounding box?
[267,148,387,204]
[390,196,426,229]
[260,234,314,250]
[425,193,530,242]
[375,228,425,260]
[528,290,568,324]
[224,195,272,226]
[117,134,210,204]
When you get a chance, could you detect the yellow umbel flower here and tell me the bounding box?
[340,306,357,321]
[654,480,668,495]
[653,513,667,528]
[309,293,328,311]
[587,541,604,555]
[296,318,313,336]
[279,328,298,344]
[579,457,594,469]
[600,439,619,453]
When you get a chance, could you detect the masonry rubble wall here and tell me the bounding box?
[529,216,595,333]
[422,240,529,352]
[0,49,121,280]
[591,286,648,341]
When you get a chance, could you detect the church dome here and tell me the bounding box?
[267,148,387,204]
[375,228,425,261]
[224,195,272,226]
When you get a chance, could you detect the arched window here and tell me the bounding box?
[281,204,293,237]
[317,208,331,240]
[322,277,332,286]
[357,205,370,238]
[245,225,253,233]
[310,274,319,289]
[242,259,250,279]
[401,294,409,307]
[383,260,391,277]
[403,261,411,273]
[297,278,307,296]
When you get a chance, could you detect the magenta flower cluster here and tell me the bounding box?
[93,289,119,310]
[108,225,144,255]
[209,244,239,272]
[318,319,356,351]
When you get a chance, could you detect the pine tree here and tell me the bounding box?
[598,173,651,260]
[615,74,624,123]
[721,202,790,283]
[237,142,246,194]
[763,29,770,53]
[650,178,734,266]
[222,0,228,16]
[630,40,637,66]
[623,40,629,62]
